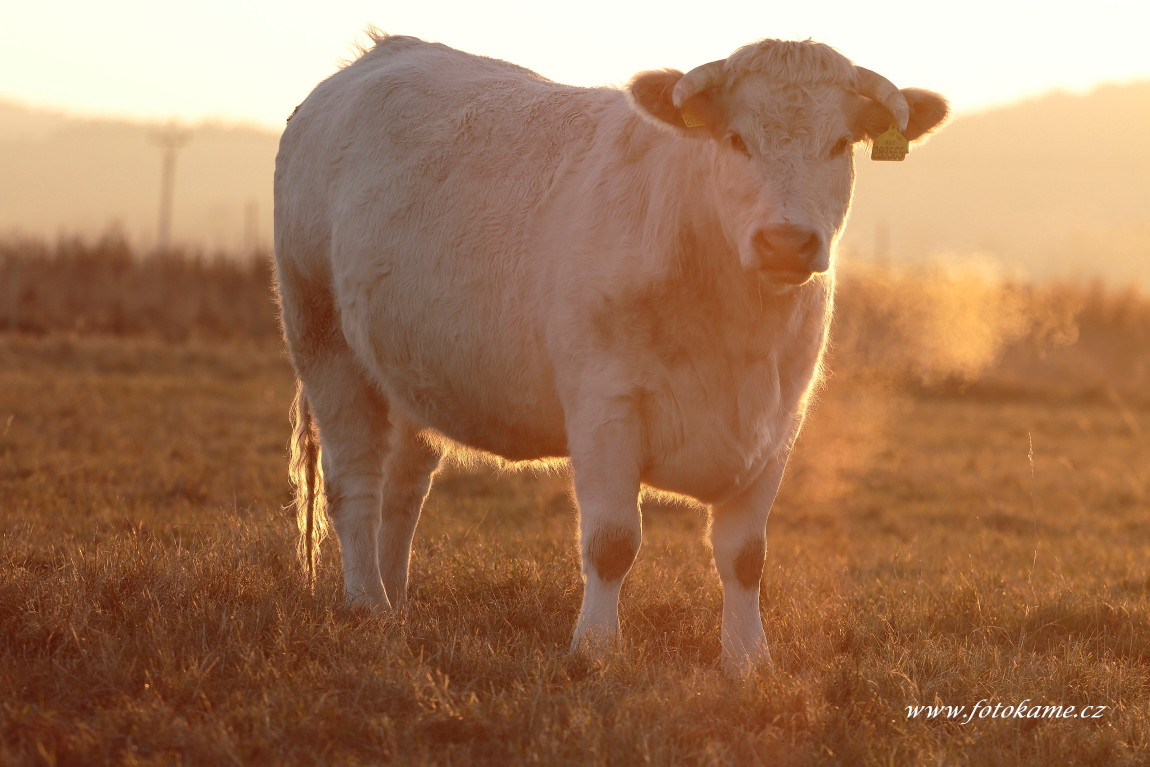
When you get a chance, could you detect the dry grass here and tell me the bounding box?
[2,240,1149,764]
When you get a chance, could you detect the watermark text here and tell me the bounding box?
[906,700,1108,725]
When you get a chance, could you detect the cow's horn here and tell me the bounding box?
[855,67,909,132]
[672,60,727,108]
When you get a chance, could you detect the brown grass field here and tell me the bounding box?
[2,237,1149,765]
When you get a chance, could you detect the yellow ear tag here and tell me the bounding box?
[871,124,909,161]
[681,109,706,129]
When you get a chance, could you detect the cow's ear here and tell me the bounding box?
[628,69,723,138]
[858,88,949,142]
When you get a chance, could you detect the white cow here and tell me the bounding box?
[274,33,947,673]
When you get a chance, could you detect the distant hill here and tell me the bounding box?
[2,82,1147,283]
[846,81,1150,285]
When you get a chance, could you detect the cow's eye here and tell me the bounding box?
[725,132,750,157]
[830,136,853,158]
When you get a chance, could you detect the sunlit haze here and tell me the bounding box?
[3,0,1150,128]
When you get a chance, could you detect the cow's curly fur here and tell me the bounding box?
[726,38,859,88]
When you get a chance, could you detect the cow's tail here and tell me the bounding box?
[289,381,327,590]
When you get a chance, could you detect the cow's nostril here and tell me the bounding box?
[753,225,823,272]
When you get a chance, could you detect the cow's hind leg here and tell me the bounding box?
[303,356,393,610]
[277,259,393,609]
[377,415,441,607]
[567,405,643,654]
[709,452,788,675]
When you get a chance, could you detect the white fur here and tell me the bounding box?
[274,34,944,674]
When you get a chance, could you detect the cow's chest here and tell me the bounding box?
[591,281,830,503]
[645,338,820,502]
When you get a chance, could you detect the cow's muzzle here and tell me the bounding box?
[748,224,828,284]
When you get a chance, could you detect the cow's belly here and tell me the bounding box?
[338,271,569,462]
[382,366,569,462]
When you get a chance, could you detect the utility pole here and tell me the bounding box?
[152,126,191,253]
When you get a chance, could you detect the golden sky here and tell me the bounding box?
[3,0,1149,128]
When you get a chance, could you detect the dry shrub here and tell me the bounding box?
[1,228,279,342]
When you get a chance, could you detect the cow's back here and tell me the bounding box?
[275,36,602,275]
[274,37,607,459]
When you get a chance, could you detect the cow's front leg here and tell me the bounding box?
[710,449,789,675]
[567,406,642,655]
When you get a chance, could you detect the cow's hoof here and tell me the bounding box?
[569,626,621,658]
[344,587,391,614]
[721,646,773,678]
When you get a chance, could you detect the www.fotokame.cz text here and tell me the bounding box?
[906,700,1108,725]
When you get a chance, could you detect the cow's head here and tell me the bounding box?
[629,40,948,287]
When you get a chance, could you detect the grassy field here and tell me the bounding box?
[2,241,1149,764]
